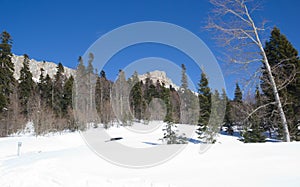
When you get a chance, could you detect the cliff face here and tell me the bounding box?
[11,55,75,82]
[11,55,179,89]
[138,70,179,89]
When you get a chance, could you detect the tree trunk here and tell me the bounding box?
[261,53,291,142]
[245,4,291,142]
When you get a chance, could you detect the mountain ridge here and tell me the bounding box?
[11,54,75,82]
[11,54,179,89]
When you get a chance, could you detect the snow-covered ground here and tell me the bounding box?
[1,122,300,187]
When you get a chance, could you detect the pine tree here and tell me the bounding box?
[222,89,233,134]
[18,54,35,116]
[162,121,178,144]
[130,71,143,120]
[161,85,172,123]
[196,70,211,140]
[206,90,222,143]
[231,82,246,129]
[233,83,242,103]
[53,63,65,117]
[261,27,300,140]
[62,75,74,112]
[242,87,266,143]
[38,68,53,108]
[38,68,45,94]
[0,31,15,111]
[170,86,181,123]
[43,74,53,108]
[180,64,188,90]
[0,85,6,111]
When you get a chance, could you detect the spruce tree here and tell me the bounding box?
[206,90,223,143]
[53,63,65,117]
[130,71,143,120]
[161,85,172,123]
[63,75,74,112]
[196,70,211,140]
[261,27,300,140]
[38,68,45,94]
[162,121,178,144]
[221,89,233,134]
[233,83,242,103]
[0,85,6,111]
[242,87,266,143]
[38,68,53,107]
[180,64,188,90]
[43,74,53,108]
[18,54,35,116]
[0,31,15,111]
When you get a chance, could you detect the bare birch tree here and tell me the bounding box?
[206,0,290,141]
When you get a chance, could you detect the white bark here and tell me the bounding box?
[208,0,291,141]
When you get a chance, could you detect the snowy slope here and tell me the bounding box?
[0,123,300,187]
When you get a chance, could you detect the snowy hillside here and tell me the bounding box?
[1,122,300,187]
[11,55,75,81]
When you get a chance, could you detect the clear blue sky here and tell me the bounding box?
[1,0,299,98]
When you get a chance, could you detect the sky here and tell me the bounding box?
[0,0,300,98]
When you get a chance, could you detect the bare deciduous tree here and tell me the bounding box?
[206,0,290,141]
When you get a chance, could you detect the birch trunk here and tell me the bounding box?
[243,3,291,142]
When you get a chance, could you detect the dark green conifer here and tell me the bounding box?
[18,54,35,116]
[196,70,211,140]
[0,31,15,111]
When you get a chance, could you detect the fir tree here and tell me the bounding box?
[222,89,233,134]
[242,87,266,143]
[43,74,53,108]
[53,63,65,117]
[180,64,188,90]
[162,121,178,144]
[196,70,211,140]
[205,90,223,143]
[161,85,172,123]
[62,75,74,112]
[38,68,53,107]
[261,27,300,140]
[18,54,35,116]
[130,71,143,120]
[0,31,15,111]
[38,68,45,94]
[0,85,6,111]
[233,83,242,103]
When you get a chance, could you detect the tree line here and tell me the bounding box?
[0,31,75,136]
[0,27,299,143]
[222,28,300,142]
